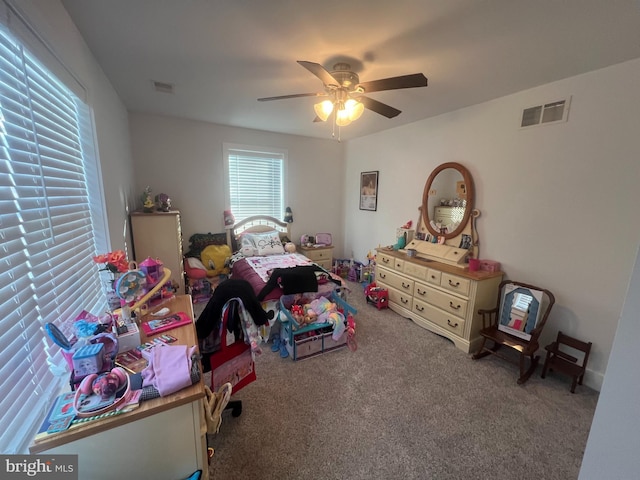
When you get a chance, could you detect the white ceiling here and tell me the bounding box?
[60,0,640,141]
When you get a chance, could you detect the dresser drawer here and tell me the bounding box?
[426,268,442,286]
[412,299,465,337]
[302,248,332,262]
[376,267,414,295]
[377,252,394,269]
[403,262,427,280]
[380,283,413,310]
[414,282,468,319]
[393,258,405,271]
[440,272,470,296]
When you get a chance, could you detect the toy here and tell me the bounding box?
[200,244,232,276]
[72,343,104,378]
[91,370,123,398]
[346,313,357,351]
[284,242,296,253]
[364,283,389,310]
[139,257,164,285]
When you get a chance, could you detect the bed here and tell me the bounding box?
[226,215,342,333]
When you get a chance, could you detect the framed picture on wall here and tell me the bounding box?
[360,171,379,211]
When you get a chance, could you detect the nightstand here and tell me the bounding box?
[298,245,334,270]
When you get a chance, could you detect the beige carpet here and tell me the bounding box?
[195,282,598,480]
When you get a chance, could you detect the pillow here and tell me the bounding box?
[239,234,258,256]
[249,231,285,256]
[184,257,207,280]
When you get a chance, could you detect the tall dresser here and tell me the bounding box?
[375,249,503,353]
[130,211,185,294]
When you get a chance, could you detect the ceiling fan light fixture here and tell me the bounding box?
[314,100,334,122]
[344,98,364,121]
[335,108,352,127]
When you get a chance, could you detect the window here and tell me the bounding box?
[224,143,286,222]
[0,25,107,453]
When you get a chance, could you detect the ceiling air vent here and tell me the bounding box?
[152,80,175,94]
[520,96,571,128]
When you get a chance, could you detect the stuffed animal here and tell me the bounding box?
[200,244,232,277]
[308,297,344,324]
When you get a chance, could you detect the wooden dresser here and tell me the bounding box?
[376,249,503,353]
[130,210,185,294]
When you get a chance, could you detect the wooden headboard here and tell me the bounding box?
[226,215,291,251]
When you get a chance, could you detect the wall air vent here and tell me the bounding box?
[152,80,175,94]
[520,96,571,128]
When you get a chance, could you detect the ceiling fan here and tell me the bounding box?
[257,61,428,126]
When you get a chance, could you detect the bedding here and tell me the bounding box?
[229,217,342,302]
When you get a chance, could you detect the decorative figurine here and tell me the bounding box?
[155,193,171,212]
[141,186,154,213]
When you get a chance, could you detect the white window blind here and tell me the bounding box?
[0,26,107,454]
[225,145,286,222]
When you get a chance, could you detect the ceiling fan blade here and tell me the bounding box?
[358,96,402,118]
[297,61,341,88]
[257,92,326,102]
[357,73,427,93]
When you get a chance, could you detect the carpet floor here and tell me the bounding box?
[196,282,598,480]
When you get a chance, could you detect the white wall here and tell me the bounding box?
[17,0,134,251]
[128,113,344,255]
[343,58,640,390]
[579,245,640,478]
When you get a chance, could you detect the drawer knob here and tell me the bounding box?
[402,282,410,289]
[380,273,386,279]
[383,258,390,263]
[449,302,461,310]
[431,275,436,280]
[415,305,424,312]
[448,280,460,288]
[401,297,409,304]
[447,319,459,328]
[417,289,426,296]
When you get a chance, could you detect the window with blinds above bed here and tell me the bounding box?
[224,143,287,222]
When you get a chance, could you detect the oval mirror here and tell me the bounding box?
[422,162,474,240]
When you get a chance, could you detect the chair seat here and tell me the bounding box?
[479,326,537,354]
[544,356,585,377]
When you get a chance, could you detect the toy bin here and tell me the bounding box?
[279,289,357,361]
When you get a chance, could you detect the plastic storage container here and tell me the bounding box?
[279,289,357,361]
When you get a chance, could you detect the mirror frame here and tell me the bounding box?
[421,162,474,240]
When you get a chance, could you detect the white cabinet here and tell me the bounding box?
[376,249,503,353]
[130,211,185,294]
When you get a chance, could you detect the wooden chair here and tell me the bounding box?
[472,280,555,384]
[541,331,592,393]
